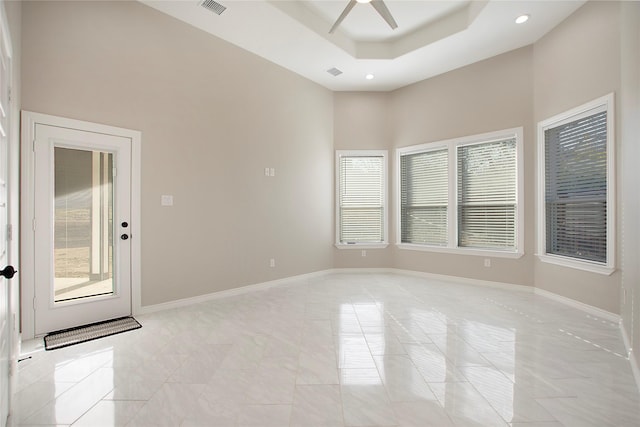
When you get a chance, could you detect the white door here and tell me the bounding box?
[33,124,132,335]
[0,3,12,424]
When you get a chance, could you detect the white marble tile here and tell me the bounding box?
[297,349,340,385]
[429,381,509,427]
[168,344,231,384]
[373,355,437,402]
[103,364,167,401]
[244,367,297,404]
[392,401,454,427]
[338,334,378,369]
[50,348,113,383]
[218,337,265,370]
[71,400,145,426]
[341,384,398,426]
[180,395,240,426]
[340,368,382,385]
[21,367,115,425]
[537,394,640,427]
[461,366,557,423]
[13,272,640,427]
[12,380,75,422]
[509,423,564,427]
[290,384,344,426]
[365,331,407,356]
[127,383,205,426]
[403,343,467,383]
[203,368,255,404]
[236,404,292,426]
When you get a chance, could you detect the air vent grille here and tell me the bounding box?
[200,0,226,15]
[327,67,343,77]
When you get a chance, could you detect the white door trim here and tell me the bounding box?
[21,111,142,340]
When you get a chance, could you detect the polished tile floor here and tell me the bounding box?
[13,272,640,426]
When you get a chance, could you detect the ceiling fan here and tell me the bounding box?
[329,0,398,34]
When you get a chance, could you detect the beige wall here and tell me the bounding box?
[21,1,334,306]
[390,47,535,286]
[332,47,535,285]
[333,92,394,268]
[620,1,640,374]
[533,1,621,313]
[333,1,633,317]
[19,1,635,324]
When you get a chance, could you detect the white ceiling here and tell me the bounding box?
[141,0,586,92]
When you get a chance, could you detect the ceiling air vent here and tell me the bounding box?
[327,67,343,77]
[200,0,226,15]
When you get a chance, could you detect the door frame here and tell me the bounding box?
[21,111,141,340]
[0,1,14,425]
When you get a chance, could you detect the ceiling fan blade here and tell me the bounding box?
[329,0,357,34]
[370,0,398,30]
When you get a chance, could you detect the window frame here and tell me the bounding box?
[536,93,615,275]
[396,128,524,258]
[335,150,389,249]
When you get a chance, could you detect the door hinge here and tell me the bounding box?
[33,139,36,152]
[6,224,11,241]
[8,87,12,103]
[113,167,117,177]
[32,296,37,310]
[32,218,36,231]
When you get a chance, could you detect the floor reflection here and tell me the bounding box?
[15,273,640,426]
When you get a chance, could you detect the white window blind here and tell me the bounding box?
[338,154,385,244]
[397,128,522,256]
[544,110,607,263]
[400,149,448,245]
[457,139,517,249]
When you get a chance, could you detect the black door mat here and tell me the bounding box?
[44,316,141,351]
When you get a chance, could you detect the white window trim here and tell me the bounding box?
[395,127,524,259]
[335,150,389,249]
[536,93,615,275]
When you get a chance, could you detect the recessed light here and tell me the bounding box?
[515,14,529,24]
[356,0,371,3]
[365,73,374,80]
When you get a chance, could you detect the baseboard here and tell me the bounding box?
[621,322,640,393]
[534,287,620,323]
[332,267,534,293]
[136,269,332,315]
[390,268,534,293]
[137,267,620,327]
[335,268,623,326]
[330,267,397,275]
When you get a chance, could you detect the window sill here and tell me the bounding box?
[335,243,389,250]
[536,254,615,276]
[397,243,524,259]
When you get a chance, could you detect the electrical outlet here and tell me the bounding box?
[264,167,270,177]
[269,168,276,177]
[361,250,367,257]
[484,258,491,267]
[161,195,173,206]
[270,258,275,268]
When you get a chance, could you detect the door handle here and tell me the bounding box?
[0,265,17,279]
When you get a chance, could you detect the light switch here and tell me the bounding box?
[161,195,174,206]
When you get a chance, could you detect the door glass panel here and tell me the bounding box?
[54,147,114,303]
